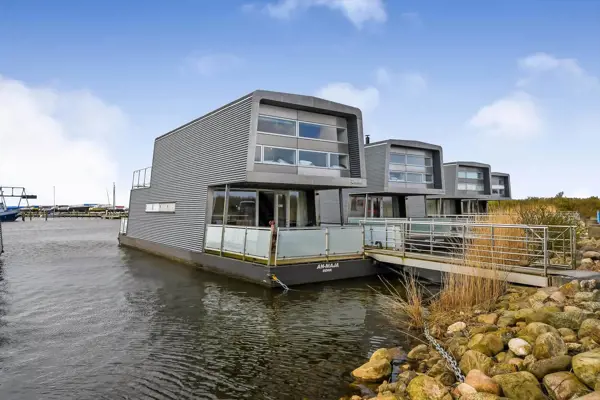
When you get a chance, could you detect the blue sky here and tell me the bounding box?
[1,0,599,204]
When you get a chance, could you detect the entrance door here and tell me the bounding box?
[276,192,288,227]
[258,191,289,227]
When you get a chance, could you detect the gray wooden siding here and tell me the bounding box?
[406,196,427,217]
[127,97,253,252]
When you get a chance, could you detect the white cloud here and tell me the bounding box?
[375,67,392,85]
[518,52,598,87]
[375,67,428,94]
[264,0,387,28]
[468,91,543,138]
[315,82,380,112]
[400,12,421,26]
[187,53,243,76]
[0,75,129,205]
[399,72,428,94]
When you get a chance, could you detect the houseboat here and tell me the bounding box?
[119,90,389,287]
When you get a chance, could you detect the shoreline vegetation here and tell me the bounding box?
[342,208,600,400]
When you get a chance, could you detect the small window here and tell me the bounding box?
[329,153,348,169]
[406,173,423,183]
[390,153,406,164]
[299,150,328,167]
[254,145,262,162]
[257,116,297,136]
[146,203,175,213]
[406,155,426,166]
[299,122,345,142]
[425,158,433,167]
[425,174,433,183]
[492,189,499,195]
[458,171,466,179]
[476,184,485,191]
[263,147,297,165]
[389,172,405,182]
[458,183,467,190]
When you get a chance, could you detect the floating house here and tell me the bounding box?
[318,139,445,223]
[491,172,512,200]
[120,90,387,286]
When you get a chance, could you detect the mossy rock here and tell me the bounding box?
[548,311,590,330]
[526,355,572,380]
[543,371,591,400]
[406,375,452,400]
[489,363,518,377]
[578,319,600,343]
[492,371,547,400]
[459,350,495,376]
[572,348,600,389]
[533,332,567,359]
[520,322,558,340]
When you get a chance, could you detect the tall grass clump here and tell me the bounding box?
[375,272,428,330]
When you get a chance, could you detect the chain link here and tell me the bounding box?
[423,324,465,383]
[270,274,290,291]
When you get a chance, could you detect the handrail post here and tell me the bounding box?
[462,223,466,263]
[242,227,248,261]
[571,226,576,269]
[429,222,433,255]
[361,225,366,259]
[219,225,224,256]
[384,220,388,250]
[543,227,549,277]
[325,227,330,260]
[219,184,230,257]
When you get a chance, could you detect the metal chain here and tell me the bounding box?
[423,324,465,383]
[270,274,289,291]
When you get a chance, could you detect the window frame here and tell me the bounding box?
[261,145,298,166]
[257,114,348,144]
[328,152,349,169]
[298,149,329,168]
[389,152,406,165]
[406,154,427,167]
[254,145,262,162]
[388,171,406,182]
[256,115,298,137]
[406,172,423,183]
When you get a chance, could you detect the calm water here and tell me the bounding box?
[0,219,412,400]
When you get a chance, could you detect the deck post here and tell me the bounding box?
[361,225,366,258]
[338,188,344,226]
[364,194,369,219]
[242,227,248,261]
[219,184,230,256]
[543,227,549,277]
[325,227,330,260]
[570,226,576,269]
[462,223,466,263]
[273,227,279,266]
[429,222,433,255]
[384,220,388,249]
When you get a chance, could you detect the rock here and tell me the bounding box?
[352,358,392,382]
[509,338,532,356]
[581,280,600,291]
[447,321,467,334]
[580,337,600,352]
[565,306,584,313]
[578,319,600,343]
[550,291,567,304]
[558,327,578,339]
[572,348,600,389]
[533,332,568,359]
[543,371,591,400]
[465,369,501,395]
[406,375,452,400]
[530,301,547,311]
[459,350,494,376]
[575,292,600,304]
[477,333,505,356]
[479,313,500,325]
[507,357,525,370]
[567,342,583,353]
[492,371,547,400]
[523,354,537,370]
[560,281,580,297]
[572,392,600,400]
[446,337,469,361]
[548,312,589,330]
[489,363,518,376]
[531,290,551,303]
[370,348,393,363]
[581,302,600,312]
[350,396,362,400]
[521,322,559,340]
[527,355,572,380]
[581,259,596,270]
[461,394,505,400]
[498,315,517,328]
[515,309,536,322]
[583,251,600,260]
[407,344,429,361]
[469,333,485,348]
[472,325,500,335]
[427,359,456,386]
[456,383,478,396]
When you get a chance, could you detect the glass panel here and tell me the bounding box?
[289,191,308,227]
[263,147,296,165]
[211,190,225,224]
[299,150,328,167]
[425,158,433,167]
[244,229,272,258]
[276,193,287,227]
[298,122,342,141]
[204,225,223,250]
[254,146,261,162]
[258,191,275,227]
[223,226,246,254]
[227,191,256,226]
[389,172,405,182]
[476,184,485,191]
[257,116,296,136]
[389,153,405,164]
[406,173,423,183]
[425,174,433,183]
[329,154,348,169]
[328,227,363,255]
[458,171,467,179]
[372,197,382,218]
[406,155,425,166]
[382,196,394,218]
[276,230,326,259]
[348,195,366,218]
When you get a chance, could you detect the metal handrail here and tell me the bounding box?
[0,221,4,255]
[131,167,152,189]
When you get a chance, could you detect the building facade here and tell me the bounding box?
[491,172,512,199]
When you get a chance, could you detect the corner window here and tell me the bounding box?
[263,146,297,165]
[329,153,348,169]
[299,150,328,167]
[257,116,296,136]
[299,122,346,142]
[389,172,405,182]
[406,173,423,183]
[390,153,406,164]
[425,174,433,183]
[254,145,262,162]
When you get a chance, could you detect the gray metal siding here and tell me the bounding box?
[406,196,427,217]
[317,189,344,224]
[365,144,387,193]
[443,164,458,197]
[127,97,253,252]
[347,118,362,178]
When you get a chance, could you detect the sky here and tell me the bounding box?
[0,0,599,206]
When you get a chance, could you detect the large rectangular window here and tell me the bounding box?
[406,155,426,166]
[406,173,423,183]
[329,153,348,169]
[299,122,346,142]
[257,116,297,136]
[389,153,406,164]
[459,170,483,179]
[389,172,406,182]
[298,150,328,167]
[263,146,297,165]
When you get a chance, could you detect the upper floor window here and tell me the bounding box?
[263,146,297,165]
[458,170,483,180]
[299,150,328,168]
[329,153,348,169]
[255,145,348,169]
[299,122,346,142]
[390,153,406,164]
[257,116,296,136]
[390,152,432,167]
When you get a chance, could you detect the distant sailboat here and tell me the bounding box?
[0,187,37,222]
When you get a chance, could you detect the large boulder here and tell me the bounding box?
[478,313,500,325]
[533,332,567,359]
[583,251,600,260]
[370,348,393,363]
[509,338,532,356]
[526,355,572,380]
[572,348,600,389]
[559,281,580,297]
[578,319,600,343]
[446,336,469,361]
[427,359,456,386]
[406,375,452,400]
[547,312,589,330]
[447,321,467,334]
[407,344,429,361]
[465,369,501,395]
[575,291,600,304]
[521,322,558,341]
[459,350,495,376]
[542,371,591,400]
[477,333,505,356]
[492,371,547,400]
[351,358,392,382]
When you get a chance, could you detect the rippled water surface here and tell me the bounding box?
[0,219,412,399]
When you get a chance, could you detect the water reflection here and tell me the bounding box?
[0,220,411,399]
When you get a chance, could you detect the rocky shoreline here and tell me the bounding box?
[343,279,600,400]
